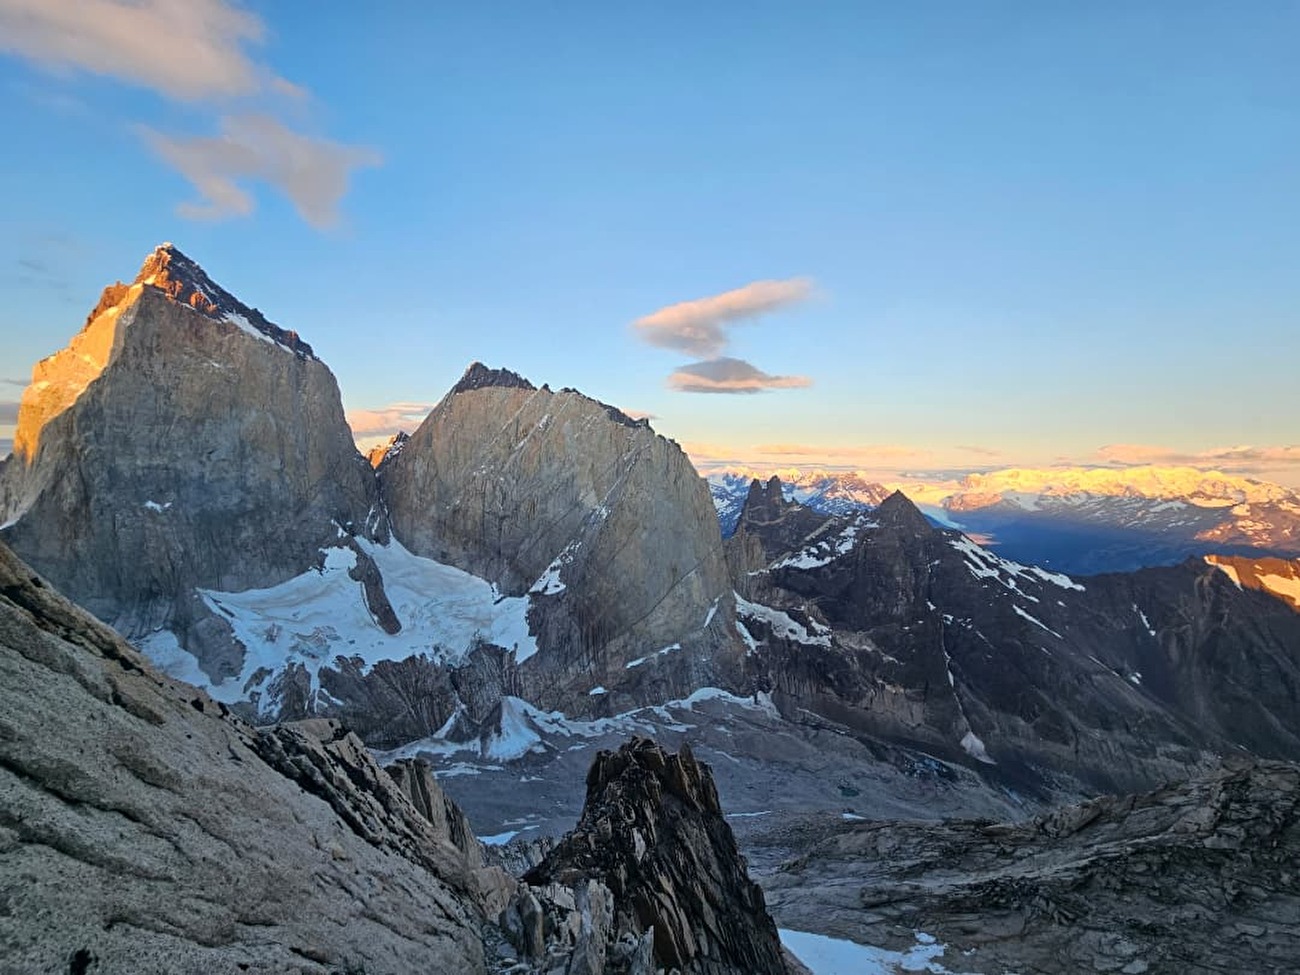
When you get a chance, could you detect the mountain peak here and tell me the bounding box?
[451,361,537,394]
[128,243,315,359]
[875,489,932,531]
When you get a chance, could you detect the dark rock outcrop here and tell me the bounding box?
[766,758,1300,975]
[523,738,789,975]
[731,478,1300,796]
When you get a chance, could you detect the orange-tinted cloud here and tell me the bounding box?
[142,115,380,227]
[1097,443,1300,469]
[753,443,931,461]
[667,357,812,395]
[0,0,284,101]
[633,278,812,357]
[346,401,435,438]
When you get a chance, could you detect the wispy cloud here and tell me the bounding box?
[1097,443,1300,472]
[633,278,813,358]
[0,0,279,100]
[346,402,435,438]
[1,378,26,388]
[0,0,377,229]
[142,115,380,227]
[754,443,932,462]
[667,357,812,394]
[955,444,1004,458]
[622,409,657,421]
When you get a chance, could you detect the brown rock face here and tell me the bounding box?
[0,245,379,675]
[524,737,789,975]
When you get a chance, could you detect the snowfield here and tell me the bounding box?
[140,537,538,713]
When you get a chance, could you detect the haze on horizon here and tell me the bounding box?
[1,1,1296,487]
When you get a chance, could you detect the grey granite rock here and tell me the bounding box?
[0,244,379,682]
[765,758,1300,974]
[0,540,485,974]
[380,362,739,711]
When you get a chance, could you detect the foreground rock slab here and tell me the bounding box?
[0,541,488,974]
[765,759,1300,975]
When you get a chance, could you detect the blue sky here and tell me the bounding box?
[2,1,1298,484]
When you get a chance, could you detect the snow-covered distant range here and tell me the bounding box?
[708,469,893,535]
[706,465,1300,574]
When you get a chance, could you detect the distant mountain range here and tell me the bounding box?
[706,465,1300,574]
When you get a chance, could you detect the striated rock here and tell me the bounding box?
[765,759,1300,975]
[0,244,379,679]
[523,738,790,975]
[381,362,737,709]
[0,540,485,973]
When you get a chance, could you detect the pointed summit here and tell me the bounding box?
[451,361,537,394]
[874,489,933,533]
[130,244,314,359]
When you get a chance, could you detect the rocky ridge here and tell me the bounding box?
[518,738,792,975]
[1,538,806,975]
[765,758,1300,975]
[726,477,1300,796]
[707,465,1300,573]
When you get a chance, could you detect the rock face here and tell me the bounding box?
[1205,553,1300,612]
[0,244,378,676]
[522,738,789,975]
[765,759,1300,975]
[0,540,490,973]
[381,362,736,709]
[367,430,410,469]
[728,479,1300,796]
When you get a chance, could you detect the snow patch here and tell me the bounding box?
[1011,603,1063,639]
[1258,573,1300,605]
[734,593,831,647]
[772,514,877,570]
[949,535,1085,592]
[780,929,975,975]
[142,500,172,512]
[625,643,681,669]
[960,731,995,765]
[141,537,537,716]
